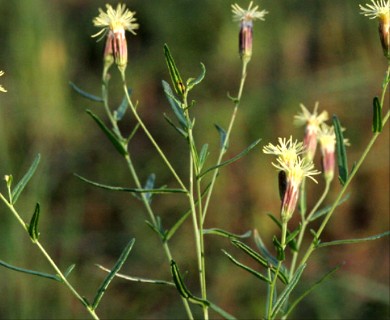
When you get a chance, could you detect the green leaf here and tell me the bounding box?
[92,238,135,310]
[69,82,103,102]
[284,264,341,318]
[285,224,301,250]
[164,211,190,242]
[162,80,188,129]
[332,115,348,185]
[164,44,185,96]
[372,97,383,133]
[222,250,271,283]
[203,228,251,239]
[199,138,262,178]
[75,174,186,194]
[0,259,60,282]
[64,264,76,278]
[114,88,132,121]
[144,173,156,204]
[186,63,206,91]
[231,239,288,284]
[86,109,128,156]
[253,229,279,267]
[163,113,188,138]
[198,144,209,171]
[271,264,306,318]
[208,301,237,320]
[316,231,390,248]
[214,124,227,151]
[96,264,174,286]
[309,194,350,222]
[28,203,40,242]
[11,154,41,204]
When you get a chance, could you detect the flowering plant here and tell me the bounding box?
[0,1,389,319]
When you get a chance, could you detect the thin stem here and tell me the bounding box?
[0,193,99,320]
[202,60,249,224]
[289,180,331,279]
[120,76,187,192]
[100,73,194,319]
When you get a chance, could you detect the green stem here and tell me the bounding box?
[202,60,249,224]
[289,180,331,279]
[120,75,187,192]
[0,193,99,320]
[100,73,193,319]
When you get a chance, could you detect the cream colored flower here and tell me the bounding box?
[0,71,7,93]
[92,3,139,38]
[232,1,268,22]
[263,136,305,167]
[359,0,390,19]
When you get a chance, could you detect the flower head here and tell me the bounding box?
[92,4,139,73]
[264,136,320,221]
[263,136,305,167]
[317,124,336,182]
[294,102,329,160]
[232,1,268,22]
[231,2,268,62]
[0,71,7,93]
[359,0,390,58]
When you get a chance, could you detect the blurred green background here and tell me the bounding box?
[0,0,389,319]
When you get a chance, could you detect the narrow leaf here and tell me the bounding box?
[162,80,188,129]
[186,63,206,91]
[11,154,41,204]
[285,224,301,249]
[86,109,128,156]
[253,229,279,267]
[208,301,237,320]
[273,236,285,261]
[271,264,306,318]
[144,173,156,204]
[309,194,350,222]
[284,264,341,318]
[332,115,348,185]
[165,211,190,242]
[372,97,383,133]
[316,231,390,248]
[163,113,188,138]
[164,44,185,95]
[222,250,271,283]
[231,239,288,284]
[28,203,40,242]
[97,265,174,286]
[203,228,251,239]
[214,124,227,151]
[267,214,298,251]
[64,264,76,278]
[114,88,132,121]
[170,260,191,299]
[199,138,262,178]
[92,238,135,310]
[69,82,103,102]
[198,144,209,171]
[75,174,186,194]
[0,260,60,282]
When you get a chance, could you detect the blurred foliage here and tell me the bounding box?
[0,0,388,319]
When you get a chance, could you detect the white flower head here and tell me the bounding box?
[232,1,268,22]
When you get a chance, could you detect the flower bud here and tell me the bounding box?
[239,21,253,62]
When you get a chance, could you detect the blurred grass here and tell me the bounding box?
[0,0,389,319]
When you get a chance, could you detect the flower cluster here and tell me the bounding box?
[92,3,139,73]
[263,136,320,221]
[231,1,268,62]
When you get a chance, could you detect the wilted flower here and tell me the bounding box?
[359,0,390,58]
[231,1,268,62]
[264,137,320,221]
[0,71,7,93]
[294,102,329,161]
[92,3,139,72]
